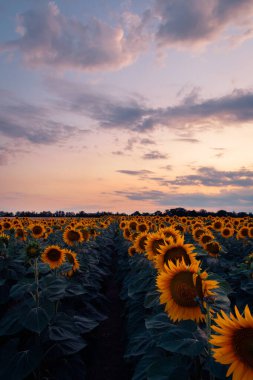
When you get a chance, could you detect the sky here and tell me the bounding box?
[0,0,253,213]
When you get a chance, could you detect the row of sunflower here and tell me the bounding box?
[117,215,253,380]
[0,216,117,379]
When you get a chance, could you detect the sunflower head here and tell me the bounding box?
[63,249,80,271]
[155,235,197,271]
[63,228,84,246]
[212,220,224,231]
[157,260,218,323]
[26,242,41,258]
[41,245,65,269]
[204,241,221,258]
[210,305,253,380]
[145,231,167,261]
[133,232,148,254]
[31,224,45,239]
[236,226,249,239]
[128,245,137,256]
[221,227,234,238]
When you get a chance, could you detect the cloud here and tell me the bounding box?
[173,138,200,143]
[0,2,148,71]
[154,0,253,48]
[165,166,253,187]
[0,90,88,148]
[112,151,124,156]
[161,164,173,171]
[142,150,168,159]
[115,188,253,211]
[47,78,253,133]
[116,169,154,176]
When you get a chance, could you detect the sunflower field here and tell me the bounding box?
[0,214,252,380]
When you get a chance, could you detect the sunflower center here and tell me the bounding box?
[206,242,220,255]
[164,246,191,265]
[201,235,213,244]
[152,239,165,255]
[233,328,253,368]
[138,224,147,232]
[47,248,61,261]
[33,226,43,235]
[240,228,248,237]
[170,271,203,307]
[67,230,80,241]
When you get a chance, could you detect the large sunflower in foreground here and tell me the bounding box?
[63,228,84,246]
[156,260,218,322]
[155,235,197,271]
[210,305,253,380]
[41,245,65,269]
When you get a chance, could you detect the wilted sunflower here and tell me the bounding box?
[210,305,253,380]
[41,245,65,269]
[81,229,90,242]
[157,260,218,323]
[63,228,84,246]
[145,231,167,261]
[134,232,148,254]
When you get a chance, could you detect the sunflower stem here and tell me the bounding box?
[34,257,40,307]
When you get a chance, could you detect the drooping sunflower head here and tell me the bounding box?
[155,235,197,271]
[41,245,65,269]
[210,305,253,380]
[81,228,90,242]
[26,242,41,258]
[145,231,167,261]
[63,228,84,246]
[157,260,218,323]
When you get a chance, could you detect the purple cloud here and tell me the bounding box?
[142,150,168,159]
[154,0,253,47]
[0,2,148,71]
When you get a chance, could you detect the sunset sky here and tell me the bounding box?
[1,0,253,213]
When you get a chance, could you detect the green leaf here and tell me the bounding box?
[21,306,49,333]
[41,276,68,301]
[73,315,99,333]
[147,357,189,380]
[0,346,42,380]
[0,311,23,336]
[157,327,205,356]
[49,312,80,341]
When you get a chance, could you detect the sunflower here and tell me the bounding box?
[128,245,137,256]
[63,228,84,246]
[123,227,132,241]
[31,224,46,239]
[204,241,221,258]
[155,235,197,271]
[157,260,218,323]
[221,227,234,238]
[15,228,26,241]
[210,305,253,380]
[137,222,148,233]
[41,245,65,269]
[248,227,253,238]
[129,220,138,231]
[63,249,80,271]
[0,233,10,246]
[236,226,249,240]
[145,231,167,261]
[212,220,224,232]
[3,221,12,230]
[199,233,214,247]
[160,226,179,242]
[134,232,148,254]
